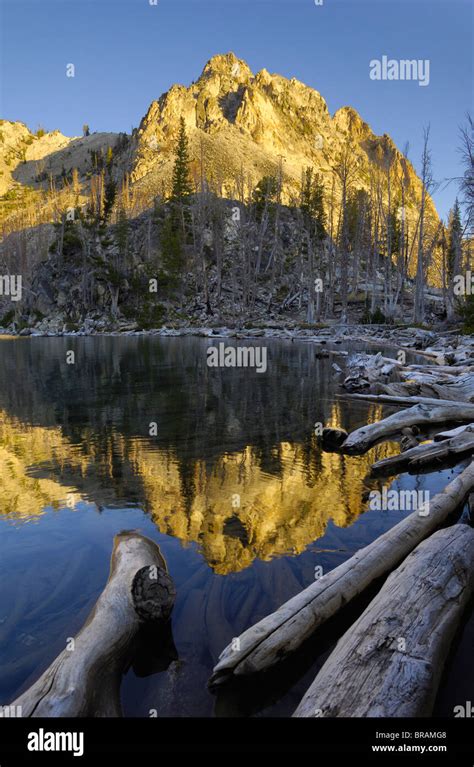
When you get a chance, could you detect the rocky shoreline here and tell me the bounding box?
[2,320,472,367]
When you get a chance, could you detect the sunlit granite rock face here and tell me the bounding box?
[130,52,438,239]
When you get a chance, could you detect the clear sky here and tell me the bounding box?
[1,0,472,219]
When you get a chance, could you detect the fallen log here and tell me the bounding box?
[371,428,474,476]
[343,352,402,393]
[209,461,474,685]
[342,402,474,455]
[293,524,474,717]
[11,532,176,717]
[434,423,474,441]
[338,392,468,408]
[406,364,474,375]
[376,372,474,403]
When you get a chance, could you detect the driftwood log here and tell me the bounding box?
[209,461,474,685]
[11,531,175,717]
[293,524,474,717]
[340,393,474,408]
[374,374,474,402]
[371,427,474,476]
[341,402,474,455]
[435,423,474,441]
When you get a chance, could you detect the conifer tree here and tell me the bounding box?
[171,117,193,203]
[301,168,326,242]
[447,198,462,279]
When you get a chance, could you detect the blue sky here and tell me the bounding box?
[1,0,472,219]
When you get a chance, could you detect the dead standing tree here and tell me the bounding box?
[334,143,359,322]
[414,126,434,323]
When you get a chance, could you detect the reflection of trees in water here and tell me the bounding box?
[0,337,370,458]
[0,338,398,570]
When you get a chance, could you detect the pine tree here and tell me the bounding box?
[161,116,192,289]
[103,178,117,223]
[301,168,326,241]
[253,175,278,220]
[115,205,128,260]
[171,117,192,203]
[447,198,462,280]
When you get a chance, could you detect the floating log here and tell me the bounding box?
[371,427,474,476]
[293,524,474,717]
[209,461,474,685]
[11,532,176,717]
[341,402,474,455]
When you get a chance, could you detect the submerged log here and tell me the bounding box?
[293,524,474,717]
[209,461,474,685]
[341,402,474,455]
[371,427,474,476]
[11,532,176,717]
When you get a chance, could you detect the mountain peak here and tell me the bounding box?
[199,52,253,82]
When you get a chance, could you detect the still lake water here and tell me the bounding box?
[0,336,472,717]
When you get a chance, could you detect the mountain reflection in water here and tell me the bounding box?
[0,336,465,717]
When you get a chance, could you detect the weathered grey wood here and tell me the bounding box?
[293,524,474,718]
[343,352,402,392]
[338,392,467,408]
[377,372,474,402]
[434,423,474,441]
[209,461,474,685]
[12,532,175,717]
[407,364,474,375]
[341,402,474,455]
[371,428,474,476]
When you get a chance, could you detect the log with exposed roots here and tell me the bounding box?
[209,461,474,686]
[293,524,474,718]
[10,532,176,717]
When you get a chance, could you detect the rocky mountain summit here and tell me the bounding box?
[0,53,456,334]
[130,53,435,223]
[1,53,437,230]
